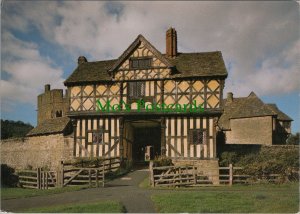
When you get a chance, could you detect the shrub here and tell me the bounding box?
[153,156,173,167]
[219,146,299,182]
[1,164,19,187]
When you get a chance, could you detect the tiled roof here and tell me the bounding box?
[27,117,71,136]
[267,104,293,121]
[64,35,227,85]
[219,92,279,130]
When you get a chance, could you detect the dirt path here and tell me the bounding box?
[1,169,156,213]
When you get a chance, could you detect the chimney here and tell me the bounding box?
[45,84,50,92]
[227,92,233,102]
[78,56,88,65]
[166,27,177,58]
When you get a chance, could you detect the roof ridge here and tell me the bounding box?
[108,34,173,73]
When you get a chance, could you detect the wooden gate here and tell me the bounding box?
[62,168,104,187]
[18,168,56,189]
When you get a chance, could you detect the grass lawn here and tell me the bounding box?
[22,200,125,213]
[1,186,88,200]
[151,183,299,213]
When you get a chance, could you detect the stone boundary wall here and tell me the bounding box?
[1,134,73,170]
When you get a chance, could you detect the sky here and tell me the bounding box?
[1,1,299,133]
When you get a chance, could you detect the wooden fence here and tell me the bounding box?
[149,163,298,187]
[18,169,56,189]
[17,157,121,189]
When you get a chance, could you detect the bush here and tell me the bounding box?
[219,146,299,182]
[153,156,173,167]
[1,164,19,187]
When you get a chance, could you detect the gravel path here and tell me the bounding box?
[1,169,157,213]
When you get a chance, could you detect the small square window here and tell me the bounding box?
[92,130,103,144]
[189,129,206,145]
[128,81,145,99]
[130,58,152,69]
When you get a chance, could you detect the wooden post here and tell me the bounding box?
[229,164,233,186]
[89,169,92,187]
[149,161,154,187]
[179,167,182,185]
[119,117,124,162]
[61,161,64,188]
[96,169,99,187]
[37,168,41,189]
[160,117,166,156]
[102,163,105,187]
[46,172,48,189]
[193,166,197,185]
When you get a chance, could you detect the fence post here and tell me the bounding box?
[102,163,105,187]
[46,172,48,189]
[179,167,182,185]
[229,164,233,186]
[37,168,41,189]
[42,171,44,189]
[96,169,99,188]
[193,166,197,185]
[61,161,64,188]
[149,161,154,187]
[89,169,92,187]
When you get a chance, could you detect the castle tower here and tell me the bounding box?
[37,84,69,125]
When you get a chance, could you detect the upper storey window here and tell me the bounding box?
[130,58,152,69]
[128,81,145,100]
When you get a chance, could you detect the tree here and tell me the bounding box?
[1,119,33,140]
[286,132,300,145]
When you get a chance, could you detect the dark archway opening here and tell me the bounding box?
[132,127,161,162]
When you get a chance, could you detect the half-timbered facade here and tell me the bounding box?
[64,28,227,164]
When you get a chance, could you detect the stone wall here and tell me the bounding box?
[226,116,273,145]
[172,158,219,184]
[1,134,73,170]
[37,85,69,125]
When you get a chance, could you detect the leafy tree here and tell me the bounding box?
[286,132,300,145]
[1,119,33,139]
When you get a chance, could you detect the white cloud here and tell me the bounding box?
[1,1,299,101]
[1,32,64,106]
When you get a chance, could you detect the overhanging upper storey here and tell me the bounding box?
[64,32,227,86]
[64,28,228,116]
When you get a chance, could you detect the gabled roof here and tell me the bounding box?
[267,104,293,121]
[108,34,173,73]
[64,59,116,84]
[64,34,227,86]
[27,117,72,136]
[167,52,227,78]
[218,92,278,130]
[230,92,276,119]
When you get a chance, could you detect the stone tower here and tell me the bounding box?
[37,84,69,125]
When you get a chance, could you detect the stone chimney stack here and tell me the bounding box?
[45,84,50,92]
[166,27,177,58]
[78,56,88,65]
[227,92,233,102]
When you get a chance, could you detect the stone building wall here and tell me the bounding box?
[173,159,219,184]
[37,84,69,125]
[0,134,73,170]
[226,116,273,145]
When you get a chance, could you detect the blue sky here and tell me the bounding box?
[1,1,299,133]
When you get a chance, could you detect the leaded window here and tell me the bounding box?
[189,129,207,144]
[92,129,103,144]
[128,81,145,99]
[130,58,152,69]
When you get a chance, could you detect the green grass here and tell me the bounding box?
[139,176,150,188]
[151,183,299,213]
[1,186,88,200]
[22,200,125,213]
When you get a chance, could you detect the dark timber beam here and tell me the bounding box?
[161,117,166,156]
[119,117,124,161]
